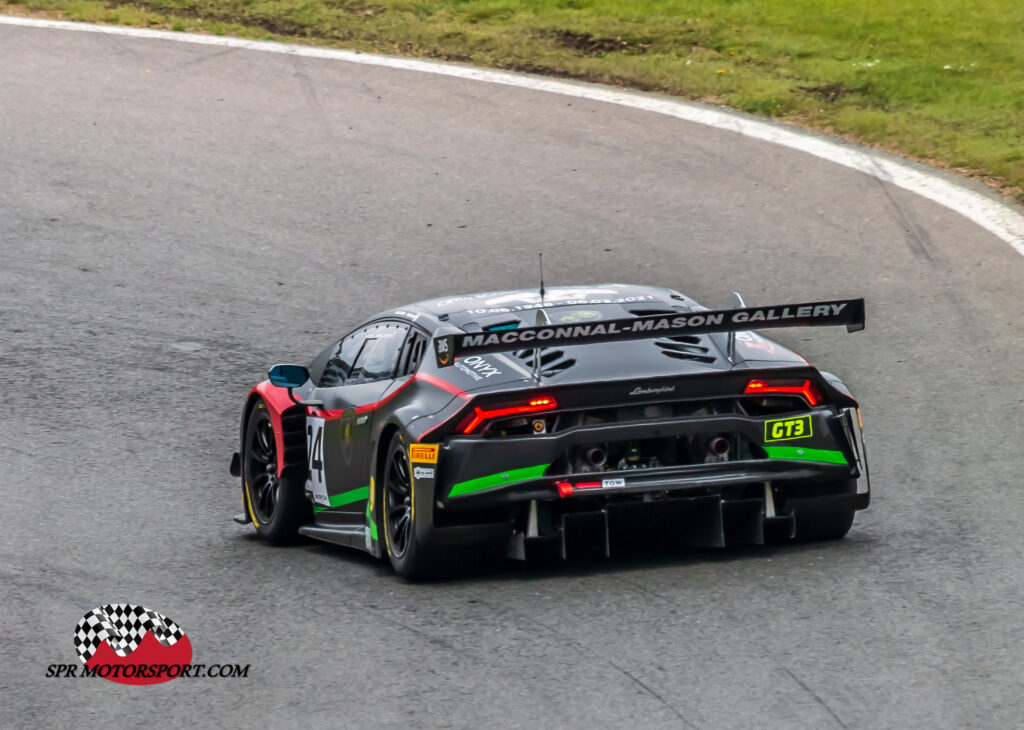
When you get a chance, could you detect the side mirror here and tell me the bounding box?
[268,364,310,389]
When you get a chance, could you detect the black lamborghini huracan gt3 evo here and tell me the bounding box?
[230,285,868,578]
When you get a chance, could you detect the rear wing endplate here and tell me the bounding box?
[432,298,864,367]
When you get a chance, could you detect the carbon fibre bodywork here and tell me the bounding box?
[232,284,869,562]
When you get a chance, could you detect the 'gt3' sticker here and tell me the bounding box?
[764,415,813,442]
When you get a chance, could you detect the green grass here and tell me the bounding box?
[6,0,1023,200]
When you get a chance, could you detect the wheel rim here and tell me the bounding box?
[247,416,279,524]
[385,445,412,558]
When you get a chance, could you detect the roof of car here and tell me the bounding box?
[408,283,692,319]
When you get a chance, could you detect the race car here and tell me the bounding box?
[229,284,869,578]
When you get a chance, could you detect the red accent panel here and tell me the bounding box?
[354,373,469,415]
[310,373,468,421]
[417,412,464,443]
[576,481,602,489]
[253,381,294,475]
[354,377,416,414]
[416,372,470,399]
[308,407,345,420]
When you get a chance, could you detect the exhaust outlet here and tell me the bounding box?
[585,447,608,468]
[707,436,730,461]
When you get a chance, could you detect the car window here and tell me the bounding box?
[348,323,410,385]
[318,327,371,387]
[397,330,428,378]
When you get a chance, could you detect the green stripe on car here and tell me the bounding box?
[365,500,378,540]
[764,446,848,464]
[312,485,370,513]
[448,464,551,498]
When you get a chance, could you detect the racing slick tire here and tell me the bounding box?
[790,479,858,542]
[381,431,448,580]
[242,399,310,543]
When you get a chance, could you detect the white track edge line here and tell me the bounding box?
[4,14,1023,256]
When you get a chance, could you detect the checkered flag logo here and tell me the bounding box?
[74,604,185,664]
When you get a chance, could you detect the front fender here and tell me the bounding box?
[248,381,301,476]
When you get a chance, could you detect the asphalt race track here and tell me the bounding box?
[3,24,1024,729]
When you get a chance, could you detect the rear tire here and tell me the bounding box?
[790,479,858,542]
[381,431,446,580]
[242,399,309,543]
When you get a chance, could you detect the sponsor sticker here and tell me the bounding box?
[602,478,626,488]
[45,604,250,684]
[447,300,861,351]
[454,355,502,381]
[434,336,453,366]
[409,444,439,463]
[413,466,435,479]
[764,415,813,442]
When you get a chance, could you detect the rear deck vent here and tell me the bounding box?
[655,336,717,364]
[514,348,577,377]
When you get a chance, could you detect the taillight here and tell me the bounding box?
[744,379,823,406]
[459,396,558,434]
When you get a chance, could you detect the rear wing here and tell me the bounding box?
[432,298,864,367]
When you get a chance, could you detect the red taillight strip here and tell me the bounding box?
[744,379,822,406]
[460,397,558,434]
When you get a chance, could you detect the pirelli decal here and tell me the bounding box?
[764,415,813,442]
[433,298,865,366]
[409,444,439,464]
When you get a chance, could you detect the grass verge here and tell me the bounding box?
[4,0,1023,202]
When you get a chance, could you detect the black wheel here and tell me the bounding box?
[242,399,308,543]
[381,431,445,579]
[790,479,858,542]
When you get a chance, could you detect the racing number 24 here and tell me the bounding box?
[307,423,324,481]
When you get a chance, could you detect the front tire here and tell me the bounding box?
[381,431,446,579]
[242,399,309,543]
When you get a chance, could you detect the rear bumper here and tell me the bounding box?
[411,407,869,551]
[441,458,855,509]
[436,408,863,507]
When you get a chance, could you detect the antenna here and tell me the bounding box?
[533,307,550,382]
[535,254,548,382]
[726,291,745,363]
[538,253,545,301]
